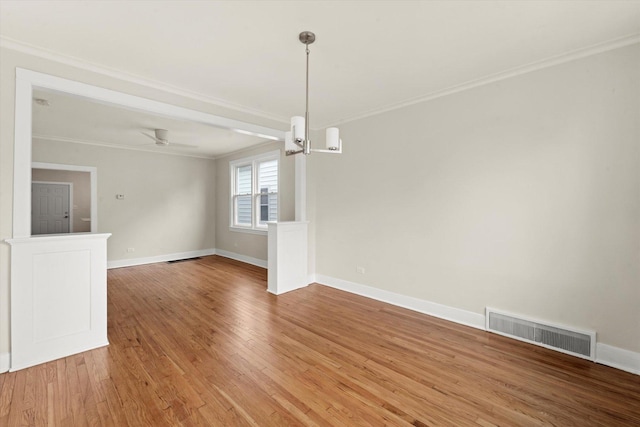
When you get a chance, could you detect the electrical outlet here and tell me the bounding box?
[127,247,135,253]
[356,266,365,274]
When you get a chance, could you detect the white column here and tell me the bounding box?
[267,222,309,295]
[295,155,306,222]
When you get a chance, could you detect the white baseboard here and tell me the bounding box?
[107,248,216,269]
[597,343,640,375]
[0,352,9,373]
[10,341,109,372]
[314,274,639,376]
[215,249,267,268]
[314,274,485,330]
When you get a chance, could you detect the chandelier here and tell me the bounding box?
[285,31,342,156]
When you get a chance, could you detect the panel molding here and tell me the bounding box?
[33,249,91,342]
[6,233,111,371]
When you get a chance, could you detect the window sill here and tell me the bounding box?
[229,226,268,236]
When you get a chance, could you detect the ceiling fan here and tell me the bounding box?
[141,129,196,148]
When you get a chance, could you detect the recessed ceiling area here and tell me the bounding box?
[32,89,273,158]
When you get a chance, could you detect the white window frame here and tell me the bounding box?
[229,150,280,235]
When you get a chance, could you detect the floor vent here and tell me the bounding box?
[485,308,595,361]
[167,257,202,264]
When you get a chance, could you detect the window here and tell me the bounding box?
[230,151,279,233]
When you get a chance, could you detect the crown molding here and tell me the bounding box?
[32,134,218,160]
[3,33,638,131]
[31,133,277,161]
[0,36,290,126]
[327,34,640,128]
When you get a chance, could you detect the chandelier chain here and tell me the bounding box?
[304,41,311,153]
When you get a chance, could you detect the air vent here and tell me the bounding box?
[485,308,595,361]
[167,257,201,264]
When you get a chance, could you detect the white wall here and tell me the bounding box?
[32,139,216,261]
[215,141,295,263]
[311,44,640,353]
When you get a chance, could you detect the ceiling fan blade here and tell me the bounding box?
[140,131,195,148]
[141,132,161,143]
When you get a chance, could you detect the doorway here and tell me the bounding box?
[32,164,95,234]
[31,182,72,234]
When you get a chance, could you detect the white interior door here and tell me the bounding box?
[32,182,71,234]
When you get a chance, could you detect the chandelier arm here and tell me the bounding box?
[285,148,304,156]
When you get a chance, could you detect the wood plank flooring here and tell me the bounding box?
[1,255,639,426]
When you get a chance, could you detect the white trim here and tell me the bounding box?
[13,68,285,238]
[14,72,32,238]
[596,343,640,376]
[32,162,98,232]
[18,68,284,140]
[315,274,485,330]
[326,35,640,128]
[0,352,10,373]
[108,247,268,270]
[228,149,282,166]
[32,161,97,174]
[107,248,216,269]
[6,233,112,245]
[215,249,267,269]
[11,341,109,372]
[1,36,290,126]
[307,273,317,286]
[229,226,267,236]
[33,134,217,160]
[229,150,280,232]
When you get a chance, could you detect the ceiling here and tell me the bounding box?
[31,89,270,158]
[2,1,640,157]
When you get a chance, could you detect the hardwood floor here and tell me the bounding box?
[1,255,639,426]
